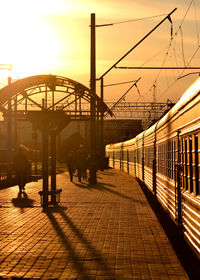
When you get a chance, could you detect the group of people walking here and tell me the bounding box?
[66,147,89,182]
[12,145,96,193]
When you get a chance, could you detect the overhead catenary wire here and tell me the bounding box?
[193,0,200,46]
[97,8,177,80]
[158,45,200,97]
[155,0,196,99]
[135,0,198,102]
[105,77,141,116]
[104,80,137,87]
[179,27,187,67]
[101,13,168,26]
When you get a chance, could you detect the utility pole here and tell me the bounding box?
[89,13,97,184]
[100,77,104,170]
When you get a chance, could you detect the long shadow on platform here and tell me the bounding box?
[46,207,115,279]
[74,181,146,205]
[137,179,200,280]
[12,191,35,211]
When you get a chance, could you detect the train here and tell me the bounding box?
[106,77,200,259]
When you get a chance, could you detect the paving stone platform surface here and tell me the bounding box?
[0,169,189,280]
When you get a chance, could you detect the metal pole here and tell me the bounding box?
[100,77,105,170]
[50,133,57,204]
[14,96,18,153]
[7,76,12,182]
[34,131,38,174]
[42,128,49,209]
[42,103,49,209]
[89,13,97,184]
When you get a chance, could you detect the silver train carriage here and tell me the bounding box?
[106,78,200,259]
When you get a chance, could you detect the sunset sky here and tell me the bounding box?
[0,0,199,104]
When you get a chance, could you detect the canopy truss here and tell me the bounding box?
[0,74,111,118]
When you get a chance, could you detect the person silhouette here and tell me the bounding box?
[66,150,76,182]
[13,146,30,193]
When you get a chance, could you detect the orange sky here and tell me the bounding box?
[0,0,200,104]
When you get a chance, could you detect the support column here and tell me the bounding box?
[100,77,105,170]
[89,13,97,184]
[50,133,57,204]
[34,130,38,174]
[42,129,49,209]
[14,96,18,153]
[7,77,12,182]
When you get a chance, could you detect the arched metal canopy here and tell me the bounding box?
[0,74,112,117]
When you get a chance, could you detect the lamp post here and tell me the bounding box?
[89,13,97,184]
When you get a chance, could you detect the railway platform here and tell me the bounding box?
[0,168,199,280]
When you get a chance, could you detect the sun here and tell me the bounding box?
[0,1,60,78]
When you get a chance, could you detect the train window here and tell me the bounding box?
[161,144,163,174]
[195,135,199,196]
[160,143,165,175]
[163,144,165,176]
[174,140,177,182]
[181,139,185,189]
[169,141,172,178]
[129,150,133,163]
[171,141,174,180]
[164,143,167,176]
[181,139,184,189]
[144,147,147,166]
[158,145,161,173]
[184,138,188,190]
[166,142,169,178]
[167,142,170,178]
[157,145,159,173]
[162,144,164,175]
[189,136,193,193]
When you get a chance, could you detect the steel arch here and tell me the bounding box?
[0,74,111,116]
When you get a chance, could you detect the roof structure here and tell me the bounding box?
[0,74,112,118]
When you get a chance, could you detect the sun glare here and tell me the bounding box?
[0,1,61,78]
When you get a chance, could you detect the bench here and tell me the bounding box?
[38,188,62,206]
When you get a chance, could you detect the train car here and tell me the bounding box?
[106,77,200,259]
[106,142,123,171]
[122,138,136,176]
[143,123,157,193]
